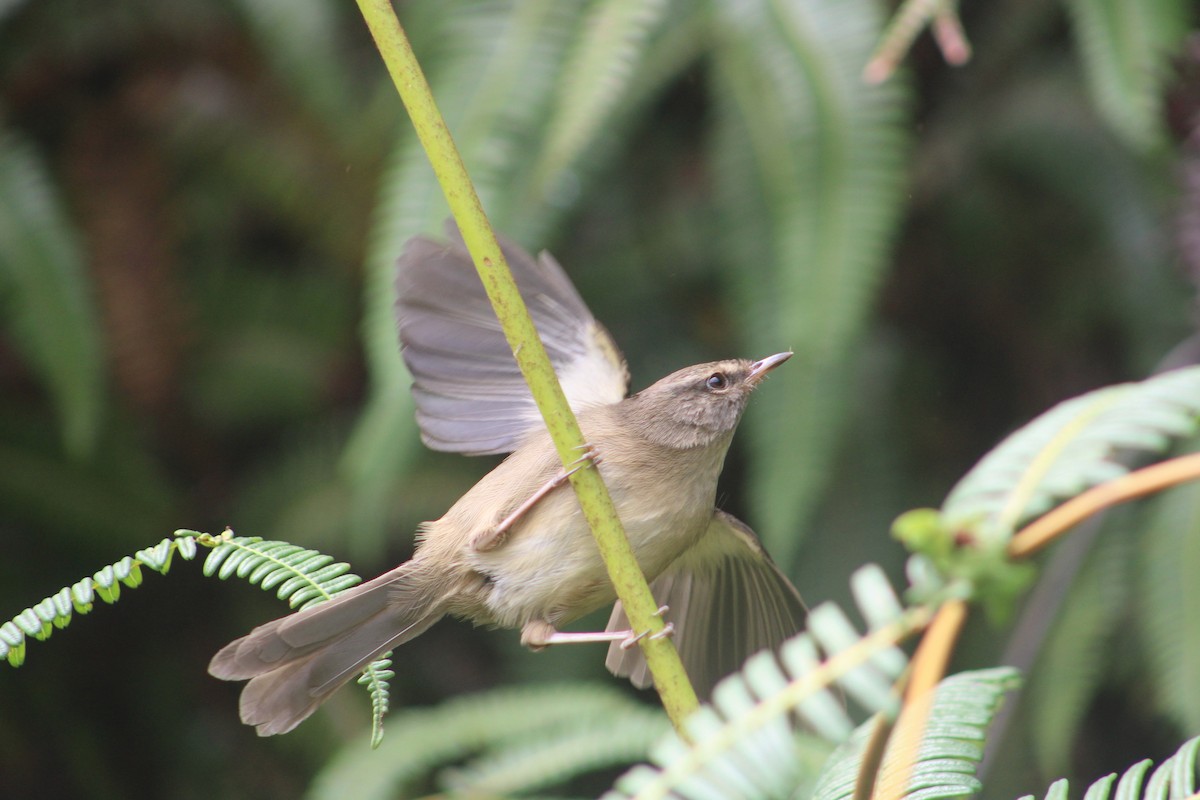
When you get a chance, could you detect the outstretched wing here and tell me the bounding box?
[396,223,629,455]
[605,510,806,698]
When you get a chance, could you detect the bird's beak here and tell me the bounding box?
[747,352,793,384]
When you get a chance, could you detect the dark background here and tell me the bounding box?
[1,0,1198,797]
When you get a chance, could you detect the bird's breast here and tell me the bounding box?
[468,434,731,629]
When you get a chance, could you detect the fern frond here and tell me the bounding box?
[1025,529,1130,777]
[2,528,398,741]
[815,668,1020,800]
[1063,0,1188,151]
[1138,440,1200,732]
[0,531,201,667]
[711,0,911,567]
[201,534,362,610]
[0,128,104,457]
[526,0,672,207]
[606,665,1018,800]
[308,683,658,800]
[1,529,370,666]
[1017,736,1200,800]
[603,565,922,800]
[443,704,670,797]
[942,366,1200,545]
[357,654,395,750]
[200,534,398,737]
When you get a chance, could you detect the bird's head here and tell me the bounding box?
[623,352,792,449]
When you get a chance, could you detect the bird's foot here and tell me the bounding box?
[619,605,673,650]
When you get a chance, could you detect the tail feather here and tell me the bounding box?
[209,563,444,736]
[209,568,406,681]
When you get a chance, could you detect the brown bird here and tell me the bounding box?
[209,225,804,735]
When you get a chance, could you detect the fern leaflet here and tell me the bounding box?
[3,528,396,742]
[1,530,201,667]
[943,366,1200,545]
[200,531,400,740]
[0,128,104,457]
[816,668,1020,800]
[309,683,660,800]
[604,565,924,800]
[1064,0,1188,150]
[1017,736,1199,800]
[201,533,362,610]
[711,0,911,566]
[357,653,395,750]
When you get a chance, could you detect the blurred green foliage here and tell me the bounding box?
[1,0,1198,797]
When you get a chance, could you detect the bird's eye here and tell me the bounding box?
[706,373,728,390]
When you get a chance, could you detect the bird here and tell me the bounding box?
[209,223,805,736]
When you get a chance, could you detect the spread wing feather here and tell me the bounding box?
[396,223,629,455]
[605,510,806,698]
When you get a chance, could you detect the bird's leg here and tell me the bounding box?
[470,444,602,552]
[521,607,673,651]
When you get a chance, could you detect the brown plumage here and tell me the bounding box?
[209,226,804,736]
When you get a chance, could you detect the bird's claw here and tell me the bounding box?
[619,612,674,650]
[650,622,675,641]
[567,442,603,472]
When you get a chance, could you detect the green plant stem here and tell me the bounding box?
[873,599,967,800]
[1009,452,1200,559]
[354,0,699,729]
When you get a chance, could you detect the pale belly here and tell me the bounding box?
[442,418,734,631]
[468,478,713,629]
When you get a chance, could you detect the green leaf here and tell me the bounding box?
[309,683,656,800]
[70,579,94,614]
[1138,439,1200,732]
[813,668,1019,800]
[0,129,104,457]
[602,565,918,799]
[444,704,670,796]
[942,367,1200,545]
[524,0,673,210]
[711,0,910,566]
[1018,736,1200,799]
[0,534,197,666]
[603,666,1018,800]
[1,622,26,666]
[94,566,119,603]
[1025,529,1130,777]
[1064,0,1189,151]
[201,536,359,610]
[357,654,395,750]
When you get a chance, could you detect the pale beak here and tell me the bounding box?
[747,352,793,384]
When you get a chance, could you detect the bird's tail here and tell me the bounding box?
[208,562,444,736]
